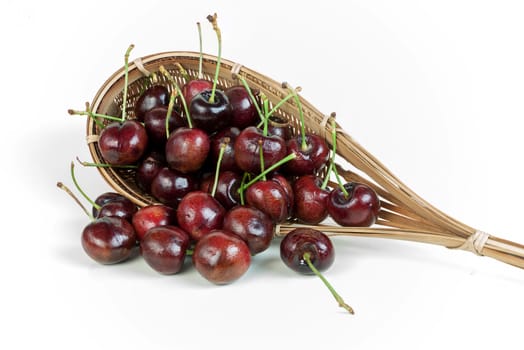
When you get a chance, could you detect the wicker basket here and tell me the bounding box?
[86,51,524,269]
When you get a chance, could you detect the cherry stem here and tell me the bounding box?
[211,138,229,197]
[165,89,177,138]
[236,74,264,122]
[329,118,348,197]
[261,93,270,136]
[267,92,295,119]
[69,161,99,211]
[68,108,120,129]
[197,22,204,79]
[240,153,296,193]
[303,252,355,314]
[284,82,307,151]
[121,44,135,122]
[239,172,251,205]
[76,157,138,169]
[207,13,221,103]
[258,139,266,181]
[173,62,190,82]
[159,65,192,128]
[56,181,94,220]
[320,161,333,190]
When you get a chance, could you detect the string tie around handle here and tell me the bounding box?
[133,57,151,77]
[231,62,243,78]
[449,230,490,256]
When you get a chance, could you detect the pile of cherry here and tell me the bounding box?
[62,14,381,314]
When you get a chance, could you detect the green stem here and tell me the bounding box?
[267,92,294,118]
[76,157,137,169]
[211,140,228,197]
[320,161,333,190]
[239,172,251,205]
[303,252,355,314]
[207,14,221,103]
[197,22,203,79]
[70,161,99,211]
[262,94,270,136]
[258,139,266,181]
[165,90,177,138]
[159,65,192,128]
[240,153,296,193]
[285,83,307,150]
[237,75,264,122]
[56,181,93,220]
[121,44,134,122]
[68,109,122,123]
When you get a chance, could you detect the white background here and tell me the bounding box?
[1,1,523,349]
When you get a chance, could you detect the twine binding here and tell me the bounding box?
[133,58,151,77]
[449,230,490,256]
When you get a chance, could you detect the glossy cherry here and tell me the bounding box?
[225,85,258,129]
[267,115,292,140]
[189,89,231,134]
[92,192,129,217]
[182,79,213,105]
[96,196,137,222]
[150,167,198,208]
[176,191,226,241]
[222,205,274,255]
[285,134,330,176]
[245,180,290,223]
[293,175,329,224]
[234,126,287,174]
[134,84,169,122]
[135,151,165,193]
[82,216,137,264]
[209,126,241,172]
[131,204,177,241]
[327,182,381,227]
[165,127,210,174]
[144,106,186,146]
[98,120,148,165]
[140,225,190,275]
[200,170,241,210]
[192,229,251,284]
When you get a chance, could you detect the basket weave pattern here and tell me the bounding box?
[87,51,524,269]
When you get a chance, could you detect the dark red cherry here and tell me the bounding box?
[234,126,287,174]
[92,192,129,217]
[200,170,241,210]
[327,182,381,227]
[222,206,274,255]
[81,216,137,264]
[267,115,292,140]
[135,151,166,193]
[245,180,290,223]
[144,106,186,146]
[182,79,213,106]
[293,175,329,224]
[140,225,190,275]
[189,89,232,134]
[96,197,137,222]
[176,191,226,241]
[225,85,257,129]
[285,134,330,176]
[134,85,169,122]
[150,167,198,208]
[209,126,241,172]
[132,204,177,241]
[280,228,334,275]
[192,230,251,284]
[98,120,148,166]
[165,127,210,174]
[270,174,294,217]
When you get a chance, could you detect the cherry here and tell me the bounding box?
[82,216,137,264]
[280,228,353,314]
[222,205,274,255]
[292,175,329,224]
[189,89,232,134]
[144,105,186,147]
[267,115,292,140]
[96,196,137,222]
[92,192,129,217]
[165,127,210,174]
[327,182,380,227]
[135,151,166,193]
[176,191,226,241]
[234,126,287,174]
[285,134,330,176]
[245,180,290,223]
[140,225,190,274]
[150,167,198,208]
[98,120,148,165]
[225,85,258,129]
[132,204,177,241]
[209,127,241,173]
[270,174,294,218]
[134,84,169,122]
[192,229,251,284]
[200,170,241,210]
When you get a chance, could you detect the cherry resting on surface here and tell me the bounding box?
[327,182,380,227]
[192,229,251,284]
[140,225,190,275]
